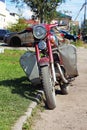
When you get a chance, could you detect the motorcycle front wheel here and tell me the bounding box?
[41,65,56,109]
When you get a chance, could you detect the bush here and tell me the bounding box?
[7,18,28,32]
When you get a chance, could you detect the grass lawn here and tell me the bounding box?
[0,49,39,130]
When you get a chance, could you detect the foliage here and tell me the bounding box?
[45,10,58,23]
[7,18,28,32]
[71,40,84,47]
[11,0,65,23]
[70,23,79,35]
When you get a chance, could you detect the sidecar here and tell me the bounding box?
[59,44,78,77]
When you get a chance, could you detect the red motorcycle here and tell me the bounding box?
[20,23,78,109]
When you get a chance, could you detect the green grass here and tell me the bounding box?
[71,40,85,47]
[0,49,39,130]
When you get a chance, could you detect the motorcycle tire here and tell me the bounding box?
[41,65,56,109]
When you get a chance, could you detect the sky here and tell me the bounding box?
[5,0,33,19]
[6,0,87,24]
[0,0,5,2]
[57,0,87,24]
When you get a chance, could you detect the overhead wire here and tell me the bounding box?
[74,1,87,21]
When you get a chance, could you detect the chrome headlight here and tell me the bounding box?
[38,40,47,50]
[50,35,59,46]
[33,25,46,39]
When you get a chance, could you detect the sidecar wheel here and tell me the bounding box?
[60,83,69,95]
[41,65,56,109]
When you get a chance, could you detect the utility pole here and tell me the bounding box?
[74,0,87,22]
[84,0,87,25]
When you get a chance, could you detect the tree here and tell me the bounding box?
[12,0,65,23]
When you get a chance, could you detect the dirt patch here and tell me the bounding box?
[32,47,87,130]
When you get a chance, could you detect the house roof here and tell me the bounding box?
[57,12,72,20]
[60,13,71,18]
[25,19,39,25]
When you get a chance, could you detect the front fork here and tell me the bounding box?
[35,43,56,84]
[51,63,56,84]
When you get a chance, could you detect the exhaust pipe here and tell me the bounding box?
[56,63,68,83]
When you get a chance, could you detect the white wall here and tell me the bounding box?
[0,1,6,28]
[5,11,19,28]
[0,0,19,29]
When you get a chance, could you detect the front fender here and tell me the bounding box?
[39,57,49,66]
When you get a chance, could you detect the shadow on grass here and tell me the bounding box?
[0,76,43,103]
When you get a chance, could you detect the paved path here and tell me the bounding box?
[32,47,87,130]
[0,43,35,51]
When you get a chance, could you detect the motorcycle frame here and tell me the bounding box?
[34,23,66,84]
[35,34,56,83]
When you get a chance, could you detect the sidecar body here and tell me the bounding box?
[20,51,40,85]
[59,44,78,77]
